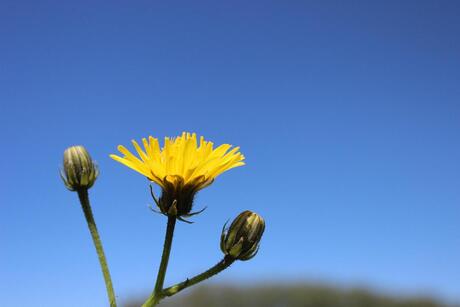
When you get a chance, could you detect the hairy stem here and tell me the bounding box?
[142,216,177,307]
[77,189,117,307]
[162,255,235,297]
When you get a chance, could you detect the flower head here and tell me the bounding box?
[61,145,99,191]
[220,210,265,261]
[110,132,245,216]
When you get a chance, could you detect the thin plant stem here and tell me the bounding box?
[77,189,117,307]
[162,255,235,297]
[142,216,177,307]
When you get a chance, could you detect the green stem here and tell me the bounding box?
[162,255,235,297]
[142,216,177,307]
[77,189,117,307]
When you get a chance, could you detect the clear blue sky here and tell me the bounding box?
[1,1,459,306]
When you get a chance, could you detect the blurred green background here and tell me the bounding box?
[124,284,459,307]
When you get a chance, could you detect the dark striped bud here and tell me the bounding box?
[61,146,99,191]
[220,210,265,261]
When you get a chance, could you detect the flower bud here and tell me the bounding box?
[220,210,265,261]
[61,145,99,191]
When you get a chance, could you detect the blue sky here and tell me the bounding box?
[1,0,459,306]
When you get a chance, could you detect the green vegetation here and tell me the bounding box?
[124,283,458,307]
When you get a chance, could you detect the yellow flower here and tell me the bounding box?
[110,132,245,216]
